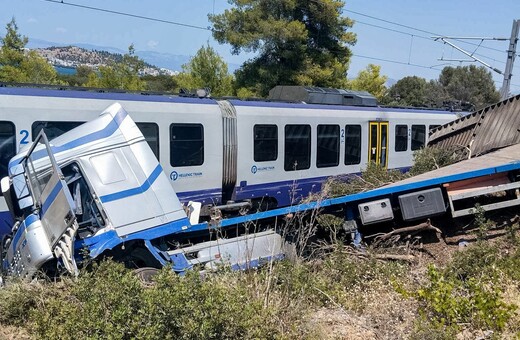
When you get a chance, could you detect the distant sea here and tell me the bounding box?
[55,66,76,75]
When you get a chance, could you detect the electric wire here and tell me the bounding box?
[355,20,507,65]
[42,0,213,32]
[353,54,444,71]
[344,8,506,54]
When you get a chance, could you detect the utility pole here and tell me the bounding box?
[500,20,520,100]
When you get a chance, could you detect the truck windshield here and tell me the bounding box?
[25,138,54,202]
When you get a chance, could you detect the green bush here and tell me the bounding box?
[0,280,44,327]
[27,261,294,339]
[446,242,499,280]
[267,249,406,311]
[416,265,515,331]
[409,146,466,176]
[324,161,407,197]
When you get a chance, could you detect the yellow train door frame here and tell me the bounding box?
[368,121,389,167]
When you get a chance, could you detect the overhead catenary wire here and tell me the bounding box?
[353,54,445,71]
[310,0,509,70]
[344,8,506,54]
[354,20,507,66]
[42,0,213,32]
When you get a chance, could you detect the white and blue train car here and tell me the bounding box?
[0,86,458,236]
[231,99,455,208]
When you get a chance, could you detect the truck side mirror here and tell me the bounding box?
[1,176,16,221]
[9,164,34,210]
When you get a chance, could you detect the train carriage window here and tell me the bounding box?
[254,125,277,162]
[395,124,408,152]
[33,121,160,160]
[284,124,311,171]
[0,121,16,193]
[32,121,84,141]
[345,125,361,165]
[170,123,204,167]
[317,125,340,168]
[136,123,160,160]
[411,125,426,150]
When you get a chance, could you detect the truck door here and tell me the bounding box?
[368,121,389,167]
[24,132,78,272]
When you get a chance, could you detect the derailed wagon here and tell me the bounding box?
[0,103,283,281]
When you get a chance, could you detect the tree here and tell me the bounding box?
[58,65,96,87]
[209,0,356,96]
[348,64,387,101]
[0,18,60,84]
[175,44,234,97]
[384,76,428,107]
[142,74,178,93]
[22,50,61,84]
[85,44,145,91]
[382,76,448,108]
[438,65,500,110]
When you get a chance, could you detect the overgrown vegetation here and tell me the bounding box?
[2,147,519,338]
[0,253,409,339]
[409,237,520,338]
[322,146,465,198]
[2,233,520,339]
[323,161,407,197]
[409,145,468,176]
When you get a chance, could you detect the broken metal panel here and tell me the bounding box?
[428,94,520,156]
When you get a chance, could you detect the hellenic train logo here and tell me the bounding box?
[170,170,202,181]
[251,165,274,174]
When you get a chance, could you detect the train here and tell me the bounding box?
[0,84,459,236]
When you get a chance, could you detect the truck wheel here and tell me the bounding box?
[134,267,159,283]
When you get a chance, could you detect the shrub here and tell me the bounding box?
[26,261,305,339]
[446,242,499,280]
[416,265,515,331]
[324,161,407,197]
[0,280,45,327]
[409,146,466,176]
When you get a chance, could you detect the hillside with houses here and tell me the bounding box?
[34,46,177,76]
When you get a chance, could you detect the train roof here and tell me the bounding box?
[0,84,455,115]
[0,84,217,105]
[228,98,455,114]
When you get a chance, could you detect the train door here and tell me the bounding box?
[368,121,389,167]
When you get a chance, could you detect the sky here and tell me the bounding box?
[0,0,519,94]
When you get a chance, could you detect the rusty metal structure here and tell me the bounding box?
[428,93,520,156]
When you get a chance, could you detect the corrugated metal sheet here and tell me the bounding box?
[428,94,520,156]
